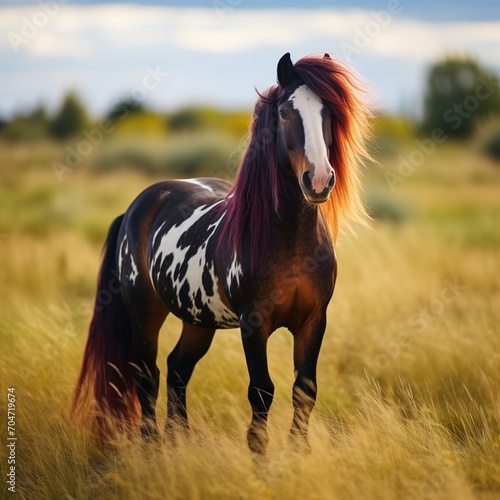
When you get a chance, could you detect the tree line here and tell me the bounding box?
[1,56,499,145]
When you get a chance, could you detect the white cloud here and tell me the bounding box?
[29,31,93,58]
[366,19,500,62]
[0,4,498,61]
[0,3,499,117]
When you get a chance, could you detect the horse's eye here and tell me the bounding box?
[279,109,289,120]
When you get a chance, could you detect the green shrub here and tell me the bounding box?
[364,186,412,223]
[93,133,241,177]
[50,91,88,140]
[483,128,500,162]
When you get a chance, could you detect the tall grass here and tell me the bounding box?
[0,141,499,498]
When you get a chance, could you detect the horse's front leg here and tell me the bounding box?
[240,317,274,454]
[289,312,327,451]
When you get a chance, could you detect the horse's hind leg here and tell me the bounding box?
[125,294,168,438]
[166,323,215,430]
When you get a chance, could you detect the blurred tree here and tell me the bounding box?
[478,119,500,163]
[106,98,144,122]
[371,114,415,156]
[421,57,500,139]
[31,104,48,123]
[484,131,500,162]
[167,106,250,136]
[50,91,87,139]
[0,104,50,141]
[168,107,203,131]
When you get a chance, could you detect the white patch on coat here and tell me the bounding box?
[151,201,238,327]
[153,202,219,274]
[290,84,332,193]
[149,221,166,288]
[129,255,138,285]
[118,235,128,278]
[227,254,242,296]
[152,221,166,248]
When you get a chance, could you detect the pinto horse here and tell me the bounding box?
[71,52,371,453]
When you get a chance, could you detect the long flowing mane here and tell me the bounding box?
[218,54,372,269]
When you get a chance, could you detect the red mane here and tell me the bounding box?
[218,54,372,270]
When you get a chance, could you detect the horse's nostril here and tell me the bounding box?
[302,171,312,190]
[328,170,336,188]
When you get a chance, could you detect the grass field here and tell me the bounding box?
[0,137,499,499]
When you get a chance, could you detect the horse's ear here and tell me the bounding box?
[323,53,331,60]
[277,52,294,87]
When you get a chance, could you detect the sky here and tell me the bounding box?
[1,1,499,119]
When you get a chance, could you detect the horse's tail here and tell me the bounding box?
[71,215,139,436]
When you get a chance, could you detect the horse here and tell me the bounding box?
[71,52,371,454]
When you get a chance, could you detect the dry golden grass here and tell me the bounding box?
[0,141,499,499]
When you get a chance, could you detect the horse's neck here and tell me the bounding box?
[271,179,326,248]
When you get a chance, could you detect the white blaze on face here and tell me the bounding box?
[290,84,332,194]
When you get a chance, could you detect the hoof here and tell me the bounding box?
[140,424,159,441]
[164,418,189,444]
[288,428,311,454]
[247,424,269,454]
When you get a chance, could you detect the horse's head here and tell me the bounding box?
[276,52,335,204]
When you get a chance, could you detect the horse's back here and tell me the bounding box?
[119,177,239,329]
[127,177,231,215]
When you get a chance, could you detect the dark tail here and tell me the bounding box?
[71,215,139,436]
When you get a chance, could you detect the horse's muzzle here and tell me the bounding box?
[301,167,335,203]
